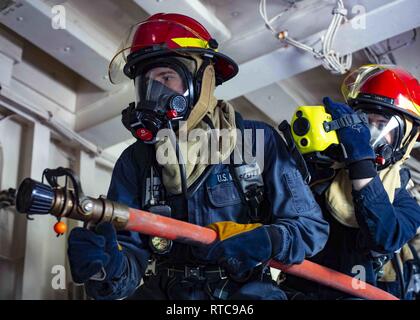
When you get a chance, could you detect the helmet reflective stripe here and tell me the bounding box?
[171,37,210,49]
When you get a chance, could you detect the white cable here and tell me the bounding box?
[260,0,352,75]
[259,0,294,33]
[322,1,345,73]
[323,0,352,74]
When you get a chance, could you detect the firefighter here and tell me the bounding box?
[283,65,420,300]
[66,13,328,300]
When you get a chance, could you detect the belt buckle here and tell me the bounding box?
[184,266,205,281]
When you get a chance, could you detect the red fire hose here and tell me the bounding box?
[125,208,398,300]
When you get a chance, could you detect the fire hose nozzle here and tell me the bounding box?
[15,177,130,229]
[16,178,55,215]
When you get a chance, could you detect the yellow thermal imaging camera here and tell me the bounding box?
[291,106,339,155]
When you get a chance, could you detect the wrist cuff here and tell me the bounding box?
[349,160,377,179]
[266,225,283,258]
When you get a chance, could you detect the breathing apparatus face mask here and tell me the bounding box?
[122,56,197,143]
[357,107,405,168]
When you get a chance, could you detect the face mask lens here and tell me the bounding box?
[366,112,402,150]
[134,57,194,116]
[136,68,187,110]
[146,67,186,95]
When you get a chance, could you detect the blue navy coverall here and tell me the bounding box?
[284,167,420,300]
[85,120,329,300]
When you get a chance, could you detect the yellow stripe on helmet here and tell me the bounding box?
[171,37,217,51]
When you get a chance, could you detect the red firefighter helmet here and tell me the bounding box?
[109,13,238,85]
[342,65,420,167]
[342,64,420,124]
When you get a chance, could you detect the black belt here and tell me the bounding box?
[157,265,228,281]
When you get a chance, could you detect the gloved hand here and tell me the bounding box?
[193,221,274,276]
[323,97,377,179]
[68,222,125,284]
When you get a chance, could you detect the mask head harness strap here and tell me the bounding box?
[323,112,368,133]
